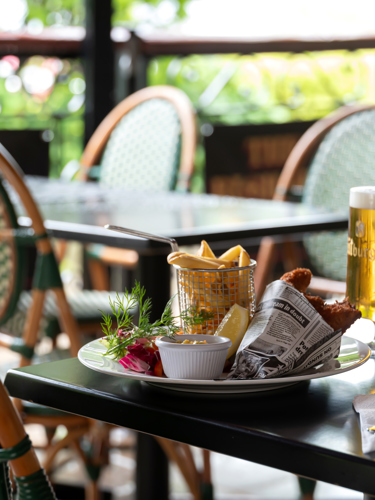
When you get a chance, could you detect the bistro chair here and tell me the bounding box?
[0,145,211,499]
[252,106,375,500]
[0,378,56,500]
[76,84,197,291]
[254,104,375,302]
[0,144,113,499]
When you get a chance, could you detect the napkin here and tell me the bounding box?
[353,394,375,454]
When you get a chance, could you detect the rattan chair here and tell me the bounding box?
[0,144,112,499]
[0,142,210,498]
[252,105,375,500]
[77,84,197,290]
[76,86,213,499]
[254,104,375,302]
[0,378,57,500]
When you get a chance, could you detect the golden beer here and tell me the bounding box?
[347,187,375,321]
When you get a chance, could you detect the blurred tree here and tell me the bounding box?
[1,0,375,183]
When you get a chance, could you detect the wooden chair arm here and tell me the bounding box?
[308,276,347,297]
[273,104,375,201]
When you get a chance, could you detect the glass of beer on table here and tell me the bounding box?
[347,187,375,346]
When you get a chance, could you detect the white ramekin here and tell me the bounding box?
[155,334,231,380]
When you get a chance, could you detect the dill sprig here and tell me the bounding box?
[100,281,213,361]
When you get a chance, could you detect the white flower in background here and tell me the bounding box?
[67,94,85,112]
[5,75,22,93]
[0,61,13,79]
[0,0,28,31]
[21,65,55,96]
[69,77,86,95]
[26,18,44,35]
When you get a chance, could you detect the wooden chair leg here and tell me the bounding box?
[42,427,89,474]
[87,259,111,291]
[0,382,41,478]
[200,449,213,500]
[155,437,201,500]
[254,237,277,303]
[70,439,101,500]
[19,289,46,368]
[53,239,68,263]
[298,476,316,500]
[52,287,82,356]
[281,240,303,273]
[85,480,100,500]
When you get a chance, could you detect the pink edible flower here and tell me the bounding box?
[135,338,148,345]
[117,329,130,339]
[127,343,153,364]
[119,354,149,372]
[119,341,161,375]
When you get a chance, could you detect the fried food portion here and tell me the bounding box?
[280,268,361,333]
[280,268,312,293]
[304,294,325,315]
[305,295,361,334]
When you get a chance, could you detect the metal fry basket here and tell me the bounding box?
[175,260,257,334]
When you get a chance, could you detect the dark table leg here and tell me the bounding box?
[137,253,171,320]
[135,253,170,499]
[136,433,169,500]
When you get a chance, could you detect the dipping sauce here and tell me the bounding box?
[177,340,207,345]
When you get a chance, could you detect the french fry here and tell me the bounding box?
[169,254,221,269]
[167,252,233,269]
[219,245,243,261]
[170,239,254,335]
[202,257,233,268]
[196,240,216,259]
[239,248,251,267]
[167,251,186,264]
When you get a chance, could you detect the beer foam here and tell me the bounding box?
[350,186,375,209]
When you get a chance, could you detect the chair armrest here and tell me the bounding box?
[308,276,346,296]
[86,165,102,181]
[274,185,303,202]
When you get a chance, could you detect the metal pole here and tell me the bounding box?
[83,0,115,143]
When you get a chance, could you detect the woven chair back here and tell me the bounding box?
[98,98,181,191]
[302,108,375,281]
[0,180,24,324]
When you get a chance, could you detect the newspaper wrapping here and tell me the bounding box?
[227,280,342,380]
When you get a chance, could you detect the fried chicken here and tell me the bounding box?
[280,268,361,334]
[280,268,312,293]
[304,295,361,333]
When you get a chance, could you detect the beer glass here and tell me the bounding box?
[347,186,375,322]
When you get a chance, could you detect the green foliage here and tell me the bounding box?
[26,0,85,26]
[100,282,213,360]
[148,50,375,126]
[0,56,85,177]
[2,1,375,182]
[112,0,189,26]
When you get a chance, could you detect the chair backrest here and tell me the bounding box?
[272,104,375,282]
[302,107,375,281]
[79,85,197,192]
[0,379,56,499]
[0,180,25,325]
[0,144,82,362]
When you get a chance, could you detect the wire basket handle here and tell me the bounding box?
[105,225,179,252]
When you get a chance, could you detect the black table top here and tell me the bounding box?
[18,177,348,253]
[5,355,375,495]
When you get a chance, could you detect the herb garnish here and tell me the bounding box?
[100,281,213,360]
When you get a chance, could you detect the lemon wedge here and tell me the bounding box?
[214,303,250,359]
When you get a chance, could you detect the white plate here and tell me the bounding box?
[78,337,371,394]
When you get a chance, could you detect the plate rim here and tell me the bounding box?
[78,336,371,390]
